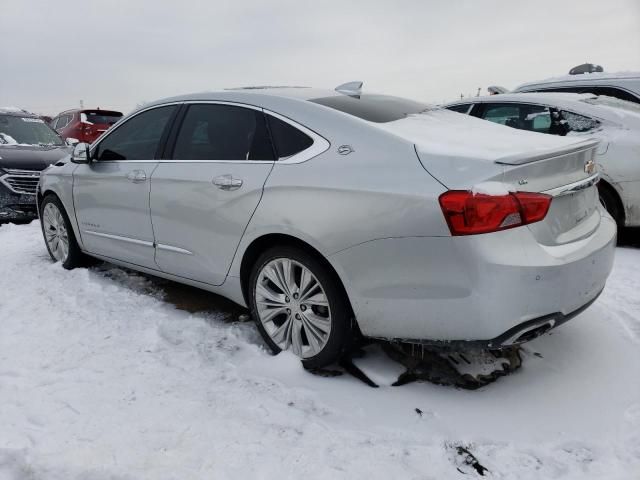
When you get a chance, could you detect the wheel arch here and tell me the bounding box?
[598,178,626,225]
[39,187,84,249]
[238,233,359,328]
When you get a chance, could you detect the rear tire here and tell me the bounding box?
[40,194,86,269]
[598,184,624,227]
[249,246,353,369]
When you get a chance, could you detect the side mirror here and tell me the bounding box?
[66,137,80,147]
[71,142,92,164]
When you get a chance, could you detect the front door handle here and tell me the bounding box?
[213,174,243,191]
[126,170,147,183]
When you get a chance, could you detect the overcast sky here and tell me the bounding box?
[1,0,639,115]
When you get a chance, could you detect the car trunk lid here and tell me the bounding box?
[379,109,602,245]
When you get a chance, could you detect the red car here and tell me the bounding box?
[51,109,123,144]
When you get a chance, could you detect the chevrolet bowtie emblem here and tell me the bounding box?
[584,159,596,175]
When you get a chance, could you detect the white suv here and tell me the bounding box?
[514,70,640,104]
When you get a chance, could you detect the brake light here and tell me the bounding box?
[439,190,552,236]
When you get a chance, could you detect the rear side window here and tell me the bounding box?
[94,105,176,161]
[172,104,274,161]
[266,114,313,158]
[446,104,473,114]
[309,94,429,123]
[55,114,72,130]
[560,111,600,133]
[481,103,553,134]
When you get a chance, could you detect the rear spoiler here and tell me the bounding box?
[494,138,600,165]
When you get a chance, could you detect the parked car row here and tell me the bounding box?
[37,81,617,367]
[0,108,73,220]
[0,106,122,221]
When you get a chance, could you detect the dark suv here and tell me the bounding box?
[51,109,123,144]
[0,108,71,221]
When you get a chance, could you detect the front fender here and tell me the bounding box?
[39,163,83,249]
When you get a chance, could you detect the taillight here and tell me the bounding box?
[439,190,552,236]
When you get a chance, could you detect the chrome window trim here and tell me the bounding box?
[90,100,330,165]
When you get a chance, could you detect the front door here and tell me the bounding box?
[150,103,276,285]
[73,105,177,269]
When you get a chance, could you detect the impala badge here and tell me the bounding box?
[584,159,596,175]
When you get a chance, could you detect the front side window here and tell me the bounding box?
[446,104,473,114]
[172,104,274,161]
[0,115,64,146]
[94,105,176,161]
[309,94,429,123]
[481,103,553,134]
[266,114,313,158]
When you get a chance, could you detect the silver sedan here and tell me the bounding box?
[38,84,616,368]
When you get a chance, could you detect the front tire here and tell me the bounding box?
[40,194,86,269]
[249,246,352,369]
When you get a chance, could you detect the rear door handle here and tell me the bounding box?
[126,170,147,183]
[213,174,243,191]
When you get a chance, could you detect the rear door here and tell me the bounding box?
[149,102,276,285]
[73,105,177,268]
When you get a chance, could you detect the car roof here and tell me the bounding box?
[515,71,640,90]
[145,86,342,108]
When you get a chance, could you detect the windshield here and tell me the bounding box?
[309,94,431,123]
[81,110,123,125]
[582,95,640,115]
[0,115,64,146]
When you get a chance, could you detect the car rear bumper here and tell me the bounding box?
[329,212,616,344]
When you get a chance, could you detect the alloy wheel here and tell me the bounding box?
[42,203,69,262]
[255,258,332,358]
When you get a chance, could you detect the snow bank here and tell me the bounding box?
[0,222,639,479]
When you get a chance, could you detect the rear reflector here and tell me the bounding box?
[439,191,552,236]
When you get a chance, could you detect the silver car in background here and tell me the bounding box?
[445,92,640,228]
[38,85,616,368]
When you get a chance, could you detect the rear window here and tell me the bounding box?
[81,110,123,125]
[309,94,429,123]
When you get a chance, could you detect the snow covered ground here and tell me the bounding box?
[1,222,639,479]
